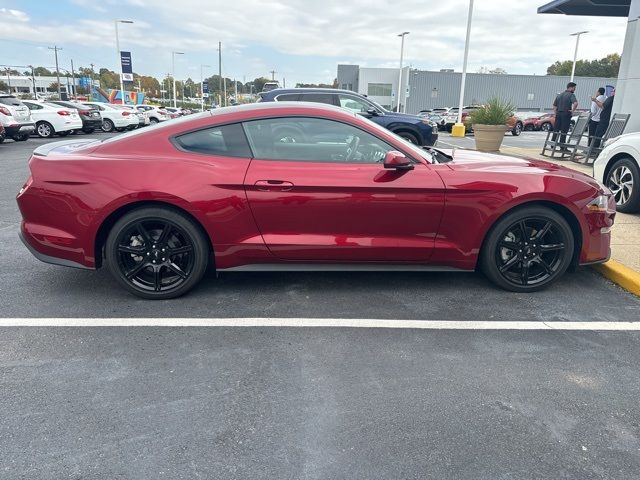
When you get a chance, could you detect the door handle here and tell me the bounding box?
[254,180,294,192]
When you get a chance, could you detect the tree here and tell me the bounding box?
[32,67,53,76]
[98,68,119,90]
[47,82,61,93]
[252,77,271,93]
[0,80,8,92]
[546,53,620,77]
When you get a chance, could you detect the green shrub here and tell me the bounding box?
[469,97,515,125]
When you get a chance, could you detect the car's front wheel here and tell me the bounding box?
[105,207,210,299]
[606,157,639,213]
[511,122,523,136]
[480,206,574,292]
[101,119,115,132]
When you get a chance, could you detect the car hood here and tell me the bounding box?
[441,148,605,190]
[382,111,424,122]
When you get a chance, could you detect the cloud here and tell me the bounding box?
[0,8,29,22]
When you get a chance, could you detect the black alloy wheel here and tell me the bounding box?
[481,206,574,292]
[105,207,209,299]
[511,122,522,136]
[606,157,639,213]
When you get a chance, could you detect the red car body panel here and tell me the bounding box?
[16,103,614,274]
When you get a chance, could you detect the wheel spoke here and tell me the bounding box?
[499,240,519,251]
[518,220,527,241]
[154,266,162,291]
[118,245,146,255]
[499,255,520,273]
[169,245,193,256]
[126,261,149,279]
[137,222,153,245]
[538,257,553,275]
[534,222,552,241]
[521,260,530,286]
[167,262,188,279]
[156,222,172,245]
[540,243,564,252]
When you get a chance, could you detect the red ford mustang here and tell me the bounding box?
[16,103,615,299]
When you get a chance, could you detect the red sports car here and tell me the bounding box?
[16,103,615,299]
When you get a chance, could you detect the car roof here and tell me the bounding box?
[214,101,352,117]
[263,87,360,96]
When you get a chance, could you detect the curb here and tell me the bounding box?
[593,260,640,297]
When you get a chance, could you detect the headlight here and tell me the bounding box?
[603,136,620,148]
[586,194,613,213]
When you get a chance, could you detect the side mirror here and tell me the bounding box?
[383,151,414,171]
[366,108,378,116]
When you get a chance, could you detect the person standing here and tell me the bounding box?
[552,82,578,146]
[588,87,606,142]
[592,88,615,149]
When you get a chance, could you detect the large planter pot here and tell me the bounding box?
[473,124,507,152]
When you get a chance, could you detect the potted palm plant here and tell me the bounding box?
[468,97,514,152]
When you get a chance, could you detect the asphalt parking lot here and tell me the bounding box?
[2,133,640,479]
[438,130,549,150]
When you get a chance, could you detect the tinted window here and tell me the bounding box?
[175,123,252,157]
[242,117,394,164]
[275,93,300,102]
[338,94,372,114]
[0,96,22,106]
[299,93,336,106]
[23,102,43,110]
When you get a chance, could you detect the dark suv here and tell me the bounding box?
[258,88,438,146]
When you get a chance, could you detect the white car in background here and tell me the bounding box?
[22,100,82,138]
[136,105,171,123]
[0,94,35,141]
[113,105,150,128]
[81,102,139,132]
[593,132,640,213]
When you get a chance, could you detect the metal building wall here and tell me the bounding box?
[406,70,617,114]
[337,65,359,92]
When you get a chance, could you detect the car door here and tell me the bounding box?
[242,116,445,262]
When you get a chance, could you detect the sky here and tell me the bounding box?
[0,0,629,86]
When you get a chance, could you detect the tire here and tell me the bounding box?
[82,128,95,134]
[58,131,70,137]
[511,122,523,136]
[541,123,552,132]
[480,206,574,292]
[101,118,115,132]
[0,134,5,144]
[149,117,159,124]
[524,124,534,132]
[104,207,210,299]
[12,134,29,142]
[115,127,126,132]
[36,121,55,138]
[397,131,419,145]
[606,157,640,213]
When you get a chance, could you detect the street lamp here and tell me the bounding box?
[200,64,211,111]
[452,0,474,137]
[396,32,409,112]
[114,20,134,104]
[172,51,184,108]
[570,31,588,82]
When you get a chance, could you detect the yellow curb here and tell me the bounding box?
[593,260,640,297]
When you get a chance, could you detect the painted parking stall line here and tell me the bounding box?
[1,318,640,330]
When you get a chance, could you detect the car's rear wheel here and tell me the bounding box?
[149,117,159,124]
[397,131,419,145]
[13,133,29,141]
[541,123,552,132]
[105,207,210,299]
[480,206,574,292]
[36,121,55,138]
[101,119,115,132]
[606,157,639,213]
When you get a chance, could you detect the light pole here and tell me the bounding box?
[396,32,409,112]
[114,20,133,104]
[200,64,211,111]
[452,0,474,137]
[172,51,184,108]
[570,31,588,82]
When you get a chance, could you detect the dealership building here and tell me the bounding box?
[337,64,616,114]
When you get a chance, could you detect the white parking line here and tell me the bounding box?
[0,318,639,330]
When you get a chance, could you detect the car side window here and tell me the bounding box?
[338,95,371,114]
[174,123,252,157]
[242,117,394,164]
[275,93,300,101]
[298,93,337,106]
[24,102,42,110]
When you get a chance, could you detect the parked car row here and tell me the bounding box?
[0,94,191,143]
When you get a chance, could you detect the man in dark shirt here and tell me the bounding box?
[592,88,615,148]
[552,82,578,145]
